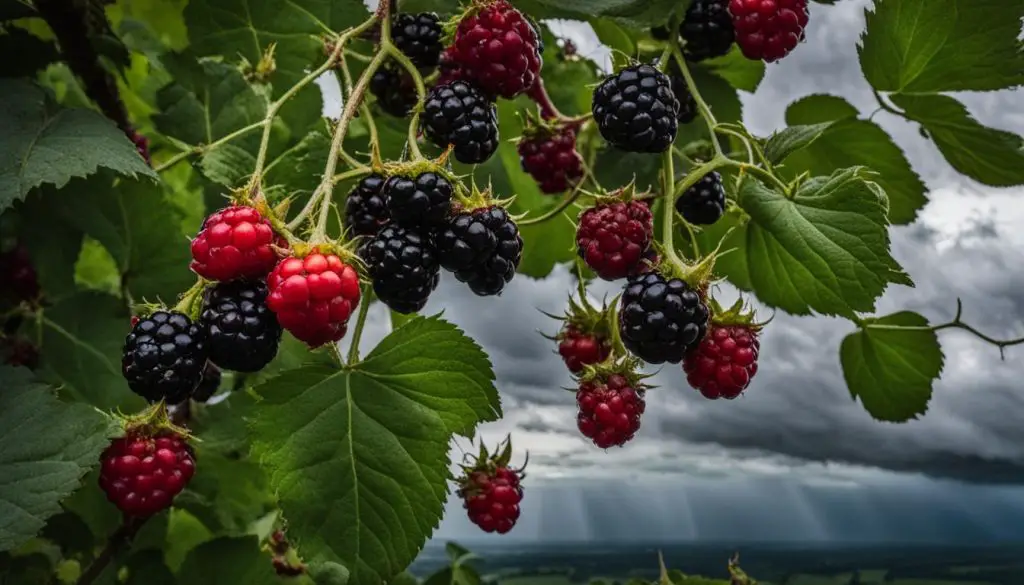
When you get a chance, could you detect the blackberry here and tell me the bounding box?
[592,64,680,153]
[200,280,282,372]
[344,173,390,237]
[370,65,418,117]
[192,362,222,403]
[393,12,443,70]
[383,172,454,229]
[360,225,440,314]
[122,311,208,404]
[422,80,499,165]
[435,207,523,296]
[618,272,709,364]
[676,171,726,225]
[680,0,735,62]
[667,66,699,124]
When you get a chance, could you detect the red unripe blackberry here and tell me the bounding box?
[518,128,585,194]
[99,431,196,516]
[436,47,464,86]
[577,374,646,448]
[190,205,286,281]
[729,0,809,62]
[392,12,444,70]
[459,466,524,534]
[576,200,654,281]
[0,244,40,303]
[451,0,543,99]
[684,324,760,399]
[266,253,361,348]
[557,326,611,374]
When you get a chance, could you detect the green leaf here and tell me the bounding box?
[762,122,835,165]
[52,176,194,302]
[698,46,766,93]
[198,144,257,188]
[889,93,1024,187]
[588,18,636,57]
[858,0,1024,92]
[510,0,680,27]
[0,367,117,552]
[16,189,84,301]
[730,168,909,318]
[36,292,141,411]
[249,316,500,585]
[782,95,927,225]
[840,312,944,422]
[0,80,155,213]
[177,536,279,585]
[496,100,577,278]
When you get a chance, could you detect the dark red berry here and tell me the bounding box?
[451,0,542,99]
[392,12,443,70]
[619,272,709,364]
[577,374,646,448]
[684,324,760,399]
[729,0,809,62]
[190,205,287,281]
[518,128,585,194]
[458,466,524,534]
[129,129,152,166]
[681,0,736,62]
[98,431,196,517]
[0,244,40,303]
[436,47,464,86]
[122,311,208,404]
[344,173,390,237]
[266,252,361,348]
[576,200,654,281]
[557,326,610,373]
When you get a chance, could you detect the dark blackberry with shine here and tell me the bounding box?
[680,0,736,61]
[392,12,443,70]
[344,173,389,237]
[421,80,499,165]
[435,206,523,296]
[122,310,208,404]
[200,279,282,372]
[676,171,726,225]
[383,172,453,229]
[360,225,440,314]
[618,272,709,364]
[370,65,418,117]
[592,64,680,153]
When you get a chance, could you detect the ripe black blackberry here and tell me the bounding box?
[122,310,208,404]
[360,225,440,314]
[200,279,282,372]
[370,65,418,117]
[592,64,679,153]
[667,66,699,124]
[422,80,499,165]
[618,272,709,364]
[680,0,735,62]
[676,171,726,225]
[393,12,443,70]
[344,173,390,237]
[384,172,454,229]
[192,362,222,403]
[435,206,523,296]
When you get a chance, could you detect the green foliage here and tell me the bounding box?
[0,367,117,552]
[249,317,500,584]
[841,312,944,422]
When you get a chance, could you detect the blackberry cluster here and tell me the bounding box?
[676,171,726,225]
[371,12,444,117]
[122,310,208,404]
[200,279,282,373]
[435,206,524,297]
[592,64,680,153]
[422,80,499,165]
[384,172,454,229]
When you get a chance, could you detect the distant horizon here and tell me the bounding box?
[421,539,1024,551]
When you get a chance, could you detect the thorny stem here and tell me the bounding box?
[716,127,755,164]
[863,299,1024,359]
[75,517,146,585]
[347,284,374,364]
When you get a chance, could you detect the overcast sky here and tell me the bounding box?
[338,0,1024,544]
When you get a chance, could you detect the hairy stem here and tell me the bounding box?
[154,120,267,173]
[660,149,686,267]
[670,44,722,158]
[382,44,427,161]
[518,189,583,226]
[347,284,374,364]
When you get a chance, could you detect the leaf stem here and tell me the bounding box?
[518,189,583,226]
[75,517,145,585]
[669,43,722,158]
[382,43,427,161]
[153,120,267,173]
[347,284,374,364]
[660,149,686,267]
[864,300,1024,360]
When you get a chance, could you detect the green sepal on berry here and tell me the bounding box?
[587,179,649,209]
[452,177,519,217]
[707,295,773,330]
[130,278,208,323]
[287,240,365,273]
[540,293,615,342]
[577,354,654,392]
[457,434,526,481]
[114,400,194,443]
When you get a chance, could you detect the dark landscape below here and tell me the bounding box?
[410,542,1024,584]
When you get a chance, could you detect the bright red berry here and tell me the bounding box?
[729,0,809,62]
[452,0,542,99]
[576,373,646,449]
[518,128,584,194]
[190,205,287,281]
[576,200,653,281]
[0,244,40,303]
[683,325,760,399]
[557,326,610,374]
[459,466,524,534]
[98,431,196,517]
[266,252,361,348]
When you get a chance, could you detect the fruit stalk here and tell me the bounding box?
[346,284,375,364]
[74,517,146,585]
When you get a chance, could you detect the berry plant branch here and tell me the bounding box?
[74,516,146,585]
